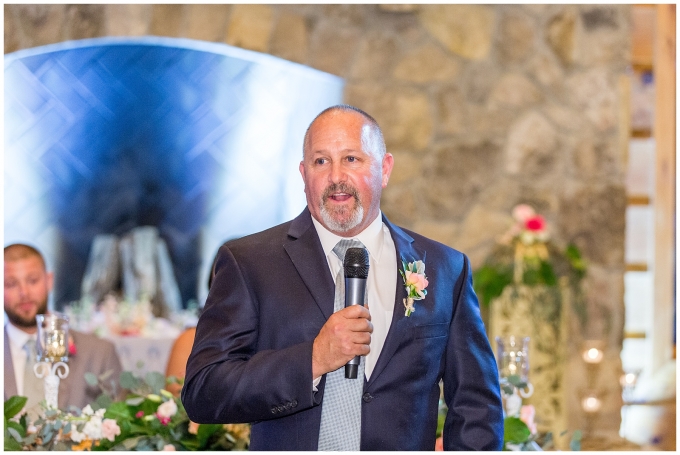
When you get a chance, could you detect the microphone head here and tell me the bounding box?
[344,247,369,278]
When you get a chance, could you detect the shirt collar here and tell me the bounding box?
[311,211,386,264]
[5,321,34,349]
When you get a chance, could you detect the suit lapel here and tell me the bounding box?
[4,331,18,399]
[368,216,424,387]
[283,208,336,320]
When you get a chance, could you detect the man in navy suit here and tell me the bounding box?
[182,105,503,450]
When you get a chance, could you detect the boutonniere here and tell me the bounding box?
[68,335,77,357]
[399,259,429,317]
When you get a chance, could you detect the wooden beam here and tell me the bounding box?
[651,4,676,374]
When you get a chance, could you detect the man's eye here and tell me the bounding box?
[346,156,356,163]
[315,158,327,165]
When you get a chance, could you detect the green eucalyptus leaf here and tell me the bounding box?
[23,432,37,445]
[7,426,23,443]
[145,372,166,393]
[84,372,98,386]
[95,394,113,410]
[119,372,137,390]
[7,420,25,436]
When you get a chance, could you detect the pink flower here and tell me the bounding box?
[101,418,121,442]
[512,204,536,223]
[158,415,171,425]
[162,444,176,451]
[525,215,546,232]
[519,405,537,434]
[188,421,200,435]
[435,436,444,451]
[405,271,429,296]
[135,411,145,418]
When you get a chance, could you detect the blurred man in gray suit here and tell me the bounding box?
[4,244,123,412]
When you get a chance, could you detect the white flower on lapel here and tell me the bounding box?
[400,259,429,317]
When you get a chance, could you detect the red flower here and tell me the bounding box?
[157,415,171,425]
[525,215,546,232]
[135,411,145,418]
[68,336,77,356]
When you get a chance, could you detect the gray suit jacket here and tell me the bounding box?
[4,328,123,410]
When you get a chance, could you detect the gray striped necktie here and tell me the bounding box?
[318,239,366,451]
[23,338,44,413]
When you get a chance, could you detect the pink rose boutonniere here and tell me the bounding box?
[400,259,429,317]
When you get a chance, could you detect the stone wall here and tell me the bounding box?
[5,4,631,440]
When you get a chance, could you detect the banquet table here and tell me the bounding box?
[106,334,178,376]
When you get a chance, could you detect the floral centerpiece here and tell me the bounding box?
[473,204,587,327]
[4,371,249,451]
[472,204,586,450]
[64,294,199,339]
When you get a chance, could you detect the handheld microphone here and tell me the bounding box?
[343,247,370,379]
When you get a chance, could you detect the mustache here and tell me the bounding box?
[322,182,360,202]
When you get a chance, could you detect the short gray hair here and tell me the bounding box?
[303,104,386,159]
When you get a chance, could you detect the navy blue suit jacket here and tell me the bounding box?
[182,208,503,450]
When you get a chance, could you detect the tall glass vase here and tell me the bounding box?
[495,335,533,416]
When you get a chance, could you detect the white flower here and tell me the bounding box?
[505,393,522,417]
[82,405,94,416]
[156,400,178,419]
[70,427,86,443]
[413,260,425,275]
[95,408,106,418]
[82,416,103,440]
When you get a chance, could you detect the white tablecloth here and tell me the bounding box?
[107,335,177,376]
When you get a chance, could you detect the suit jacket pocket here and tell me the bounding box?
[413,322,449,339]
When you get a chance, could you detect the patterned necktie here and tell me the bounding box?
[23,338,44,413]
[318,239,367,451]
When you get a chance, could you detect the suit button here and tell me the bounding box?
[292,400,298,407]
[277,406,284,412]
[362,393,373,403]
[271,407,277,414]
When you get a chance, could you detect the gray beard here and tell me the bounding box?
[320,202,364,233]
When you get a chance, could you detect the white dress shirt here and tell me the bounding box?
[5,323,36,396]
[311,211,397,381]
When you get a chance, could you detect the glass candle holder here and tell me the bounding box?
[36,313,70,363]
[495,335,530,386]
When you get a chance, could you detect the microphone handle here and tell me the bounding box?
[344,276,367,379]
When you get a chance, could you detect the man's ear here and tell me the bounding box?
[46,271,54,293]
[299,161,306,181]
[381,153,394,188]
